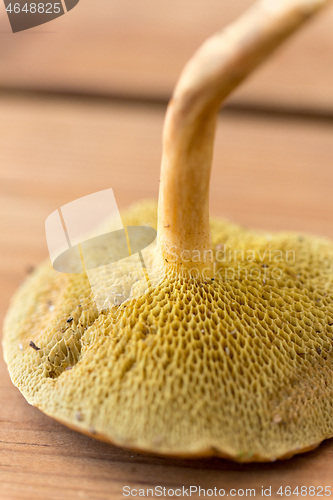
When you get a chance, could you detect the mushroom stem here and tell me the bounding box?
[158,0,331,274]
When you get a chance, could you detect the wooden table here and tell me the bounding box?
[0,1,333,498]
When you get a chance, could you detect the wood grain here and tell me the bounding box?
[0,94,333,499]
[0,0,332,113]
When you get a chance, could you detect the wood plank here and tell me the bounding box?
[0,0,332,113]
[0,95,333,499]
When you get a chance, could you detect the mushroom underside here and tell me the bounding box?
[4,201,333,462]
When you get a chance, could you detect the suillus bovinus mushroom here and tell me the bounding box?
[3,0,333,462]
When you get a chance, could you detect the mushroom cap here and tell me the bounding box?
[3,200,333,462]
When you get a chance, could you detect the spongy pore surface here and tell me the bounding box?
[3,201,333,462]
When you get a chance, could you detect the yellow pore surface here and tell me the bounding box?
[3,201,333,461]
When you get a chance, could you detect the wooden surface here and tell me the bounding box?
[0,0,332,113]
[0,91,333,499]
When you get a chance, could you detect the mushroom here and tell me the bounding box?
[3,0,333,462]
